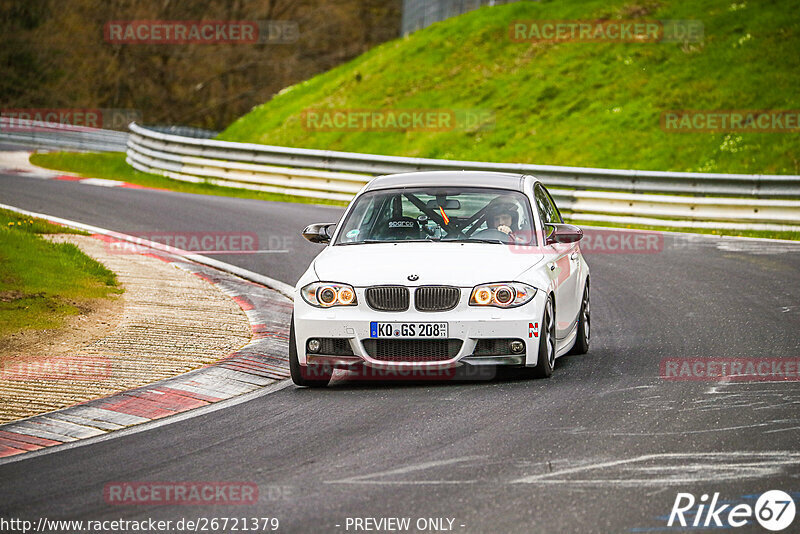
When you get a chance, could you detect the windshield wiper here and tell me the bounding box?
[337,239,439,246]
[336,239,389,246]
[443,238,505,244]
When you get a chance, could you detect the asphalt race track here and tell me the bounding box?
[2,170,799,533]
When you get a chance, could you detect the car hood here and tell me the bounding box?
[313,242,544,286]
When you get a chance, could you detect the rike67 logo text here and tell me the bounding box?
[669,490,796,531]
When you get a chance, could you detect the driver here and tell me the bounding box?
[486,201,519,237]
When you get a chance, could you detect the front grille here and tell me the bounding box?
[366,286,409,311]
[414,286,461,312]
[472,338,521,356]
[316,338,355,356]
[362,339,463,362]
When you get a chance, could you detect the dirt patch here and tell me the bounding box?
[0,290,27,302]
[0,293,123,366]
[619,2,661,18]
[0,234,252,424]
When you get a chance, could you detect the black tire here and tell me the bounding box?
[531,295,556,378]
[289,314,332,387]
[569,281,590,355]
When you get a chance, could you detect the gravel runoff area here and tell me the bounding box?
[0,234,253,423]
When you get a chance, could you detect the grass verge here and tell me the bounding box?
[219,0,800,176]
[0,208,122,341]
[29,151,348,207]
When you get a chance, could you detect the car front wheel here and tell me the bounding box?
[530,295,556,378]
[569,281,590,355]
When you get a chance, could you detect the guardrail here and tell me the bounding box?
[127,122,800,231]
[0,117,128,152]
[128,123,800,198]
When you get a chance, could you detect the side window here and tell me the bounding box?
[543,186,564,223]
[516,204,533,234]
[340,195,377,242]
[534,184,555,224]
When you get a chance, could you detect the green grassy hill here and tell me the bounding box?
[219,0,800,175]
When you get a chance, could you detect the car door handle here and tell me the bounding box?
[550,264,556,271]
[570,252,578,261]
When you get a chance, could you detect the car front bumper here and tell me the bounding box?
[293,288,546,369]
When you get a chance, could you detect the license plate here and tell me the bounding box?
[370,322,448,339]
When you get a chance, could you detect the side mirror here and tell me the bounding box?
[302,223,336,244]
[545,223,583,245]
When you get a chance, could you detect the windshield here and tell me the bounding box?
[334,187,536,246]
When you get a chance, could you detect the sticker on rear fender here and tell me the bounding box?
[370,322,448,338]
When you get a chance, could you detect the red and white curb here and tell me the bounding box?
[0,205,293,460]
[0,151,167,191]
[50,174,168,190]
[3,167,166,191]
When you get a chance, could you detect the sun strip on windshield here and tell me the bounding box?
[438,205,450,225]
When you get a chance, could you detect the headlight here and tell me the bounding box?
[301,282,358,308]
[469,282,536,308]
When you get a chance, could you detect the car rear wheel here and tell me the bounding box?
[569,281,590,355]
[289,314,332,387]
[530,295,556,378]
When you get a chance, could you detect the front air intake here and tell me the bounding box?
[414,286,460,312]
[362,339,463,362]
[366,286,410,312]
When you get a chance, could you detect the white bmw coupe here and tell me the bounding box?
[290,171,590,387]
